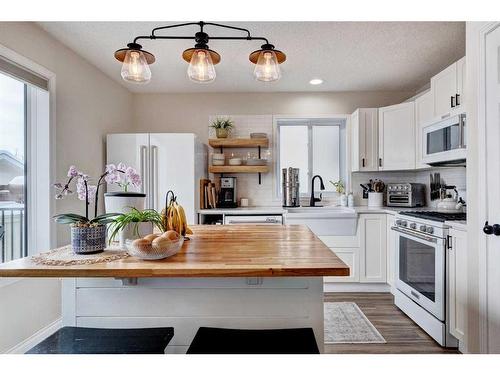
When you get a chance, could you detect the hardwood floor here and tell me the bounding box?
[324,292,459,354]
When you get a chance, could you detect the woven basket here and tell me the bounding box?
[71,225,106,254]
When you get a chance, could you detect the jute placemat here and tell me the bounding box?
[31,245,129,266]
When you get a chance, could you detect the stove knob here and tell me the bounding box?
[396,219,402,226]
[410,223,417,229]
[426,227,434,234]
[419,225,427,232]
[401,221,408,227]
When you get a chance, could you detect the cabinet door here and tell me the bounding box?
[324,248,359,283]
[455,57,466,112]
[351,109,378,172]
[386,214,397,290]
[432,62,458,119]
[415,91,434,169]
[106,133,150,194]
[378,102,415,171]
[359,214,387,283]
[350,109,361,172]
[449,228,467,341]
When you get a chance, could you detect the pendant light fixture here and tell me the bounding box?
[114,43,155,84]
[249,43,286,82]
[182,31,221,83]
[114,22,286,84]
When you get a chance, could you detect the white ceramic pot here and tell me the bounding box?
[104,192,146,214]
[119,221,154,249]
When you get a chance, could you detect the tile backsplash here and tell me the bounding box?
[351,167,466,207]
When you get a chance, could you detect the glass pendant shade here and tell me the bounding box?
[253,50,281,82]
[187,49,216,83]
[121,49,152,84]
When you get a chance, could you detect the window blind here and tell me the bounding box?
[0,56,48,91]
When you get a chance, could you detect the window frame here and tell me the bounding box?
[0,44,55,281]
[273,115,349,199]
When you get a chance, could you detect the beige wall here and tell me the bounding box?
[0,22,133,352]
[132,91,413,142]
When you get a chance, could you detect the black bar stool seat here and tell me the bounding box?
[187,327,319,354]
[26,326,174,354]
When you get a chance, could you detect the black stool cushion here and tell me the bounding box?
[26,326,174,354]
[187,327,320,354]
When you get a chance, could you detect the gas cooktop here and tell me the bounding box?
[399,211,466,222]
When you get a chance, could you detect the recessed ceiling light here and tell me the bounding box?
[309,78,323,85]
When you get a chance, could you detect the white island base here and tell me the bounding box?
[62,277,324,353]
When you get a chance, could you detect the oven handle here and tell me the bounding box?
[391,226,438,243]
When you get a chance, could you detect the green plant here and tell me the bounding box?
[330,179,345,194]
[53,213,118,226]
[108,208,165,243]
[210,117,234,130]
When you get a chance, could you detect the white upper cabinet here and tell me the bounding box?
[378,102,416,171]
[414,91,434,169]
[431,57,466,119]
[350,108,379,172]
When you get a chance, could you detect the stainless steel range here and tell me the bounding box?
[392,211,466,347]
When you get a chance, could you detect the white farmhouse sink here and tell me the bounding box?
[285,206,358,236]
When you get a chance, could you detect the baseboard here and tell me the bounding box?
[6,318,62,354]
[323,282,391,293]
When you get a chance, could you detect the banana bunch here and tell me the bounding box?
[162,197,193,237]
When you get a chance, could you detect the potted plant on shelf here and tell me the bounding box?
[53,165,122,254]
[108,208,165,248]
[103,163,145,214]
[210,117,234,138]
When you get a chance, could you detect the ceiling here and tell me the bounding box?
[38,22,465,94]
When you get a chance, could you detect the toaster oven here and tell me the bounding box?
[386,183,426,207]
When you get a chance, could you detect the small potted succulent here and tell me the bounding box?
[108,208,165,248]
[210,117,234,138]
[53,166,123,254]
[103,163,145,214]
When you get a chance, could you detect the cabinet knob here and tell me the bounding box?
[455,93,461,106]
[450,96,456,108]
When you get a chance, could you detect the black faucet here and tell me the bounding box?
[309,175,325,207]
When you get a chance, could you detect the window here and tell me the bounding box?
[0,56,50,263]
[276,117,346,196]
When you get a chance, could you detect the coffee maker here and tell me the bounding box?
[219,177,237,208]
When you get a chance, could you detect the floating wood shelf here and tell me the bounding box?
[209,165,269,174]
[208,138,269,149]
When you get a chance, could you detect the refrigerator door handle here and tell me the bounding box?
[151,145,158,210]
[140,145,148,196]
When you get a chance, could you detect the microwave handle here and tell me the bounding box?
[459,114,466,148]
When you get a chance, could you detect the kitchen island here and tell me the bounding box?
[0,225,348,353]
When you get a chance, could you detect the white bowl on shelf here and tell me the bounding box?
[228,158,242,166]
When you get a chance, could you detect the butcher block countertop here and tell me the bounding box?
[0,225,349,278]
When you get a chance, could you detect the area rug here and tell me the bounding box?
[324,302,386,344]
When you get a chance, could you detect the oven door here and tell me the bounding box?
[392,226,446,321]
[422,113,466,165]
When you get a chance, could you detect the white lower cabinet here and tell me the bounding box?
[386,214,397,289]
[359,214,387,283]
[321,213,387,284]
[448,227,468,343]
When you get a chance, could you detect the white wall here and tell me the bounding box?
[0,22,133,352]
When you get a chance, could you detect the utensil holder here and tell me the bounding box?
[368,192,384,207]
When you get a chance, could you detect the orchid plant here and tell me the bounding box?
[53,163,142,226]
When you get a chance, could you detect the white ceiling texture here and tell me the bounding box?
[38,21,465,93]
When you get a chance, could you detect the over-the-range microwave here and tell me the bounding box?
[422,113,466,166]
